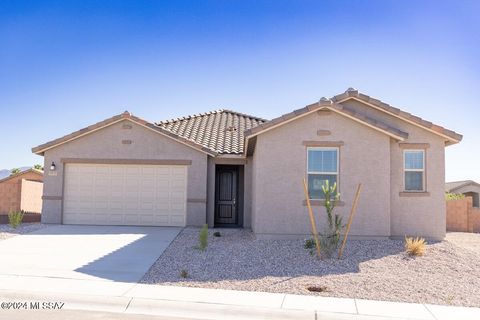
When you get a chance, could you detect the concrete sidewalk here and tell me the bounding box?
[0,275,479,320]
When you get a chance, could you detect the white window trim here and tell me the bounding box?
[307,147,339,200]
[403,149,425,192]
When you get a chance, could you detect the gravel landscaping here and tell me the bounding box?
[446,232,480,256]
[0,223,46,241]
[142,228,480,307]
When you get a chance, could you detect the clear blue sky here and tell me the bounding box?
[0,0,478,182]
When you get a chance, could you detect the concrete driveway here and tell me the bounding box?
[0,225,181,283]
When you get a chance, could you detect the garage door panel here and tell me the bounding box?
[109,215,123,223]
[125,166,141,173]
[63,164,187,226]
[154,215,169,224]
[170,215,185,226]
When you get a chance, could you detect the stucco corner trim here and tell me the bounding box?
[42,195,63,200]
[398,143,430,149]
[60,158,192,166]
[302,200,345,207]
[399,192,431,197]
[302,141,344,147]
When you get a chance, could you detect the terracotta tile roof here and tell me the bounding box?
[445,180,480,192]
[331,88,463,143]
[156,110,267,154]
[32,89,462,158]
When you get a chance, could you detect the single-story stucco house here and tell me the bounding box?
[446,180,480,208]
[0,168,43,216]
[32,89,462,240]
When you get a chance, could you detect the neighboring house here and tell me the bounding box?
[32,89,462,240]
[0,167,31,180]
[446,180,480,208]
[0,169,44,215]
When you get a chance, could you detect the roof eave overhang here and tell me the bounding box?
[243,103,408,156]
[449,182,480,193]
[335,96,462,145]
[32,114,217,157]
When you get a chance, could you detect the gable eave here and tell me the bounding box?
[32,112,217,157]
[447,181,480,193]
[244,101,407,141]
[333,93,462,144]
[243,100,408,156]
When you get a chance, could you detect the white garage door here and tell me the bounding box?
[63,163,187,226]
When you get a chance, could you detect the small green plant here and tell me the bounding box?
[213,231,221,237]
[179,269,189,278]
[10,168,20,176]
[33,164,43,170]
[445,192,465,201]
[445,295,455,305]
[304,238,315,249]
[8,210,24,229]
[318,181,344,258]
[304,238,317,255]
[405,236,426,256]
[198,224,208,251]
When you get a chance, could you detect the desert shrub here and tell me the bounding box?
[445,192,465,201]
[8,210,24,229]
[405,236,426,256]
[307,285,328,292]
[179,269,189,278]
[213,231,221,237]
[318,181,344,258]
[198,224,208,251]
[304,238,315,250]
[10,168,20,176]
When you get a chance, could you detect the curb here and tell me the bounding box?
[0,290,314,320]
[1,285,480,320]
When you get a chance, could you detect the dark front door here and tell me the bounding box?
[215,165,239,226]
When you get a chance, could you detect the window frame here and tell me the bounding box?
[403,149,425,192]
[306,147,339,200]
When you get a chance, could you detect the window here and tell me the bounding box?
[307,147,339,199]
[404,150,425,191]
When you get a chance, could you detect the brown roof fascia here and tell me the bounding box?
[331,89,463,143]
[32,111,217,156]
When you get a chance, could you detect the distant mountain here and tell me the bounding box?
[0,167,32,180]
[0,170,9,179]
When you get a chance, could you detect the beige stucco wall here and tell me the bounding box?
[41,119,208,226]
[251,110,392,239]
[20,179,43,214]
[243,157,253,228]
[341,99,447,240]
